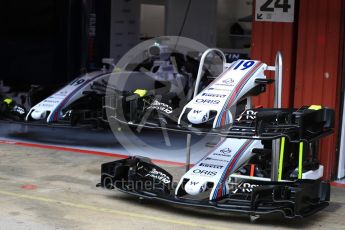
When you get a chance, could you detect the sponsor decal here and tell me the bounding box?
[222,78,235,85]
[12,105,25,115]
[205,157,229,162]
[213,153,232,157]
[43,99,61,104]
[201,93,226,98]
[145,168,171,184]
[56,91,71,97]
[202,113,208,122]
[214,78,235,87]
[147,100,173,114]
[195,99,220,105]
[236,110,258,121]
[40,103,56,108]
[232,182,259,194]
[193,110,202,114]
[214,83,233,87]
[220,148,232,154]
[208,87,230,92]
[199,163,223,169]
[192,169,217,177]
[189,181,199,186]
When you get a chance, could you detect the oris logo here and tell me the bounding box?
[192,169,217,176]
[195,99,220,105]
[201,93,226,98]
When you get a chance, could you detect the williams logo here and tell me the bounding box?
[205,157,229,162]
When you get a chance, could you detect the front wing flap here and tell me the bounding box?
[98,157,330,219]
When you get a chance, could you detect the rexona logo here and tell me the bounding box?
[199,163,223,169]
[201,93,226,98]
[192,169,217,176]
[195,99,220,105]
[145,168,171,184]
[147,100,173,114]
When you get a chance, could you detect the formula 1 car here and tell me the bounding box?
[98,50,334,220]
[24,42,207,128]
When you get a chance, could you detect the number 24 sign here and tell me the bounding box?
[255,0,295,23]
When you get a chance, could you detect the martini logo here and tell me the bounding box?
[192,169,217,177]
[195,99,220,105]
[214,78,235,87]
[222,78,235,85]
[201,93,226,98]
[199,163,223,169]
[220,148,232,154]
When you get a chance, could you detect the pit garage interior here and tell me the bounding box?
[0,0,345,229]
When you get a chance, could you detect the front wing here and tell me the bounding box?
[97,157,330,219]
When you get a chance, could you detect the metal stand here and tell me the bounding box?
[271,52,283,181]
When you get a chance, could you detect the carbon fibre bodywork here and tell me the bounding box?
[98,157,330,219]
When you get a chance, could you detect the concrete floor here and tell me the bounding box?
[0,143,345,230]
[0,121,219,164]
